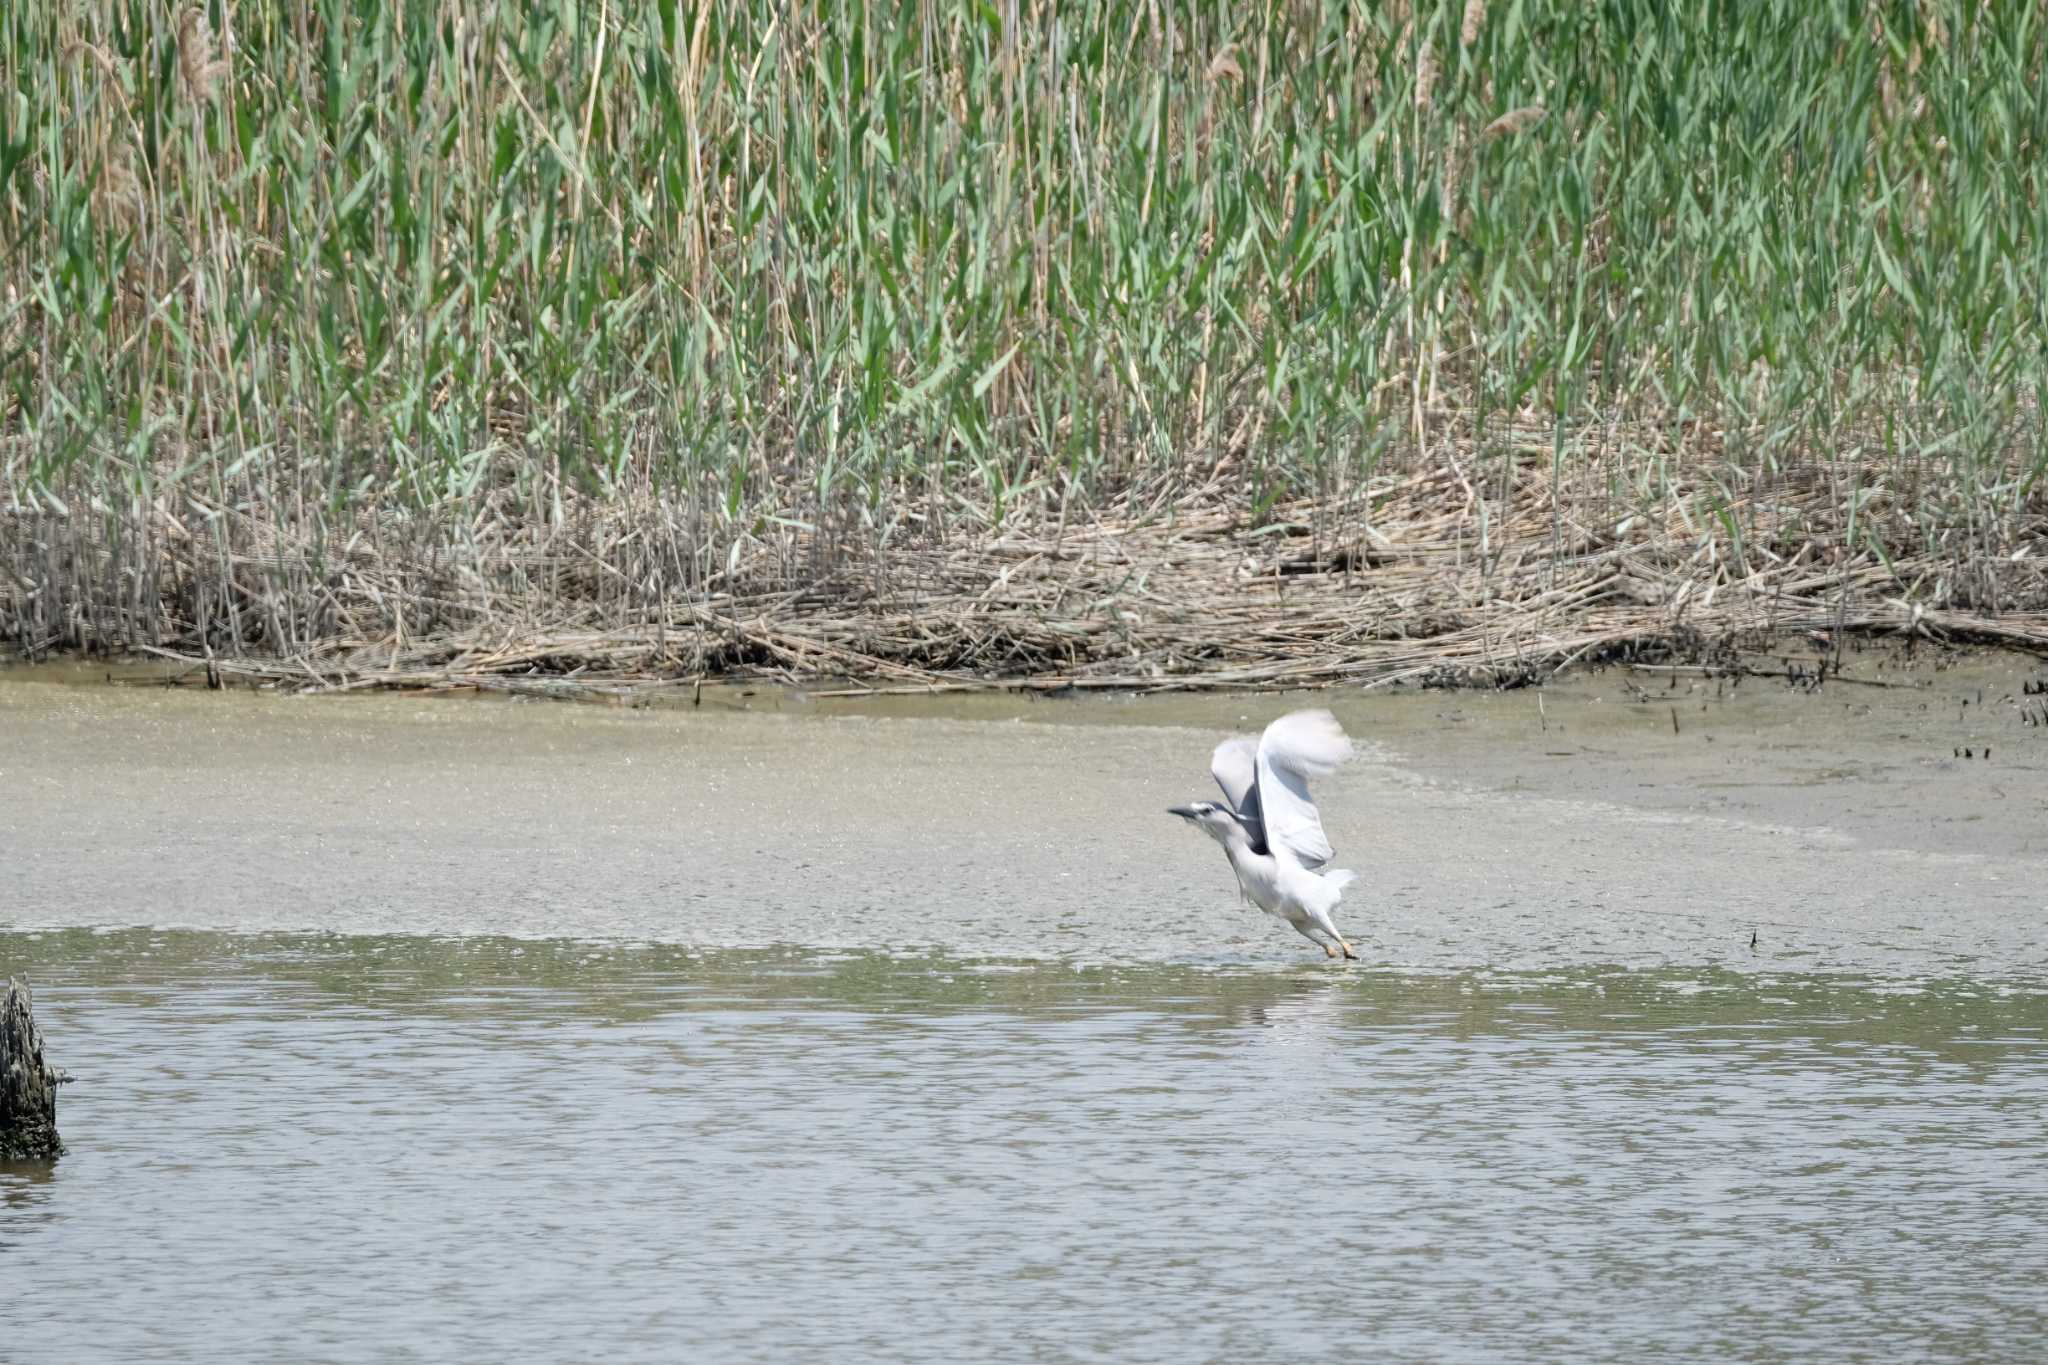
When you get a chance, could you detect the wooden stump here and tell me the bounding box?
[1,978,64,1160]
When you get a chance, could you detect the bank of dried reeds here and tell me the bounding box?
[8,416,2046,695]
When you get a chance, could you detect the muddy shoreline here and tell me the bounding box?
[5,644,2045,973]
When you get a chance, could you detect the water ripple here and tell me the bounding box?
[3,932,2043,1363]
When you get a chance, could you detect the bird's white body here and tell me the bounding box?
[1169,708,1361,959]
[1215,822,1358,949]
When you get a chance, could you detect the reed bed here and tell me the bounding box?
[3,1,2045,691]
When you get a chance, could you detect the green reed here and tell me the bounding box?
[2,0,2042,561]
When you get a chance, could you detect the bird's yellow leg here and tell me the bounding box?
[1322,942,1339,959]
[1339,938,1358,961]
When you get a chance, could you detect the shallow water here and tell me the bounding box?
[8,932,2046,1363]
[4,669,2048,1360]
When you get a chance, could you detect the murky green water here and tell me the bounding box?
[7,931,2045,1363]
[5,669,2048,1360]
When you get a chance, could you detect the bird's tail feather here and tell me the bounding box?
[1315,868,1357,913]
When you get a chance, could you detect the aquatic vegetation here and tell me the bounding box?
[2,1,2044,683]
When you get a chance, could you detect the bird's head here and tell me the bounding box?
[1167,801,1244,845]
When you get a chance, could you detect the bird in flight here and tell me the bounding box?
[1169,709,1360,960]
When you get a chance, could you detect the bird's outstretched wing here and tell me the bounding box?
[1253,709,1352,868]
[1210,736,1264,844]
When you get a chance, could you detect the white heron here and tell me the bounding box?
[1168,709,1360,959]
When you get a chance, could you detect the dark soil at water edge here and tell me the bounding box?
[7,447,2048,695]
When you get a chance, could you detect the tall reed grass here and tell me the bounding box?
[2,1,2044,666]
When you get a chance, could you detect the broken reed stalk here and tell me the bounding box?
[1,979,64,1161]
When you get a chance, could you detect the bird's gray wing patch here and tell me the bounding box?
[1209,736,1266,852]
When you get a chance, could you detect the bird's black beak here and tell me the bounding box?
[1167,805,1198,820]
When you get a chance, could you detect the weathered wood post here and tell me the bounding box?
[1,978,64,1159]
